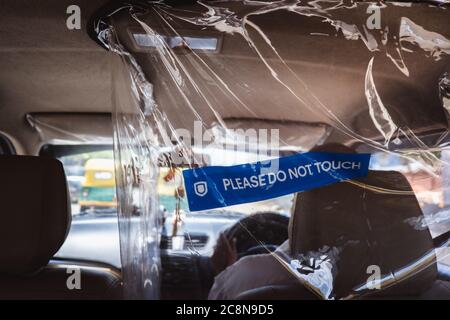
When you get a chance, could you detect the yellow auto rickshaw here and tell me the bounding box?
[79,158,117,212]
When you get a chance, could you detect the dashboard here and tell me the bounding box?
[56,210,244,268]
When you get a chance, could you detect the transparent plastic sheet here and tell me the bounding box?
[109,44,162,299]
[95,0,450,299]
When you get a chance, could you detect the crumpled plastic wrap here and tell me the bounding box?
[94,0,450,299]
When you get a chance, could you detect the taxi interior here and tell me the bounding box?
[0,0,449,300]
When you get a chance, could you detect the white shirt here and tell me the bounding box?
[208,240,297,300]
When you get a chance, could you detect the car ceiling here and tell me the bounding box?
[0,0,115,154]
[111,2,449,146]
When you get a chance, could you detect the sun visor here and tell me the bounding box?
[26,113,113,145]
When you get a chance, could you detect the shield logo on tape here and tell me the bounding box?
[194,181,208,197]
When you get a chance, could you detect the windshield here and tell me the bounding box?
[53,145,295,268]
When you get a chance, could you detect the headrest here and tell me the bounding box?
[289,170,437,298]
[0,156,71,275]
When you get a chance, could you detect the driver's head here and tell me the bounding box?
[287,143,357,250]
[305,143,356,154]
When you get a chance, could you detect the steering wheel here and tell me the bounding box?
[224,212,289,259]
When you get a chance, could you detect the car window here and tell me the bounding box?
[54,149,121,267]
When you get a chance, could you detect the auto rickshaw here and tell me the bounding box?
[79,158,117,212]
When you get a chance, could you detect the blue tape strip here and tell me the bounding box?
[183,152,371,212]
